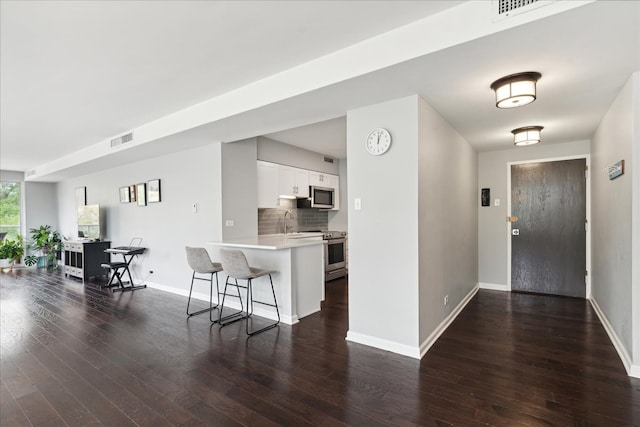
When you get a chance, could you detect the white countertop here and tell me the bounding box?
[206,234,325,250]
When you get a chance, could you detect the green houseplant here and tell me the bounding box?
[0,235,24,268]
[24,225,63,269]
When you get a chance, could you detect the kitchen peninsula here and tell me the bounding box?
[207,234,325,325]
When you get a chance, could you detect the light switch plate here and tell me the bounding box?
[354,198,362,210]
[494,199,500,206]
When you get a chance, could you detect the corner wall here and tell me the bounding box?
[417,97,478,349]
[590,72,639,376]
[346,95,420,355]
[346,94,478,358]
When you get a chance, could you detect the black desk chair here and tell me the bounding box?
[101,241,146,292]
[100,260,133,291]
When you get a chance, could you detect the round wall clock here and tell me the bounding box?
[366,128,392,156]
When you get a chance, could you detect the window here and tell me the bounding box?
[0,182,21,239]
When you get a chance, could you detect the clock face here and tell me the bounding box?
[366,128,391,155]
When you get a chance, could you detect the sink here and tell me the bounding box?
[284,232,323,239]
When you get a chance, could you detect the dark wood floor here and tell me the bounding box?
[1,269,638,426]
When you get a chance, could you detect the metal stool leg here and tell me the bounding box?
[218,276,246,326]
[246,274,280,336]
[187,272,220,318]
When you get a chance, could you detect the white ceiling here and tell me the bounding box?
[1,1,639,179]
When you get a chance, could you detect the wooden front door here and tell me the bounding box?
[511,159,586,297]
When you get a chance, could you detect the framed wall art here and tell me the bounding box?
[75,186,86,208]
[136,183,147,206]
[129,184,137,202]
[119,186,130,203]
[147,179,161,203]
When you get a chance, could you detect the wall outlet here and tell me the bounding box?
[444,295,449,306]
[354,198,362,210]
[191,202,198,213]
[494,199,500,207]
[225,220,234,227]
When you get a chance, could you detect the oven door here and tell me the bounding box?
[325,238,346,272]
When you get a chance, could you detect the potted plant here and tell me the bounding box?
[24,225,63,269]
[0,235,24,269]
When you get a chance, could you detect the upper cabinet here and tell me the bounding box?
[257,161,340,210]
[278,165,309,199]
[309,171,331,187]
[257,161,279,208]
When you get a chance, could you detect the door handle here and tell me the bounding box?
[512,229,520,236]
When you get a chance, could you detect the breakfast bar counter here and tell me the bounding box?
[207,235,325,324]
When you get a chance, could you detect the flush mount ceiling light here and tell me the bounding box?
[512,126,543,146]
[490,72,541,108]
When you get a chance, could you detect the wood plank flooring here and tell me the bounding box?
[1,268,638,426]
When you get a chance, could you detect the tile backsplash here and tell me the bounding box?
[258,199,328,235]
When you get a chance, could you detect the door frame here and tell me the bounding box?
[506,154,591,297]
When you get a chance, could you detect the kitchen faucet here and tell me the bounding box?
[284,210,294,234]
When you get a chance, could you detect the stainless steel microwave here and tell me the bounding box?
[297,186,334,209]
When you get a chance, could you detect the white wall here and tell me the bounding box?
[221,138,258,239]
[477,140,590,287]
[347,95,421,354]
[56,143,222,293]
[24,182,59,234]
[257,136,340,175]
[590,72,639,375]
[417,97,477,346]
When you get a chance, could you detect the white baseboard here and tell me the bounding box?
[589,296,638,378]
[346,331,421,359]
[479,282,509,291]
[418,283,479,358]
[346,284,480,360]
[145,281,298,325]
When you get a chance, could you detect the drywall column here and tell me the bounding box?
[346,95,421,357]
[346,95,478,358]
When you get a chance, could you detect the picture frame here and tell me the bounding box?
[75,186,86,208]
[136,183,147,206]
[129,184,137,202]
[481,188,490,207]
[608,160,625,180]
[147,179,161,203]
[119,186,130,203]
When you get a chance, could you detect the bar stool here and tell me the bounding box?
[218,248,280,336]
[185,247,223,322]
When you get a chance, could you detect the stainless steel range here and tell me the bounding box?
[323,231,347,281]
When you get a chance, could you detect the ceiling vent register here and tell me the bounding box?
[110,132,134,148]
[492,0,553,20]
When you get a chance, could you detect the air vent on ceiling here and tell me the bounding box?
[26,169,36,177]
[492,0,553,21]
[323,156,334,164]
[110,132,134,148]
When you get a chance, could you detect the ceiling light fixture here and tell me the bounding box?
[512,126,543,146]
[490,72,541,108]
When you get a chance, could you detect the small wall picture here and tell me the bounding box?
[481,188,490,207]
[75,187,86,208]
[608,160,625,180]
[136,183,147,206]
[147,179,161,203]
[119,186,130,203]
[129,184,137,202]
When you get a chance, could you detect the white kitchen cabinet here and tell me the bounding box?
[257,160,279,208]
[309,171,331,187]
[278,165,309,198]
